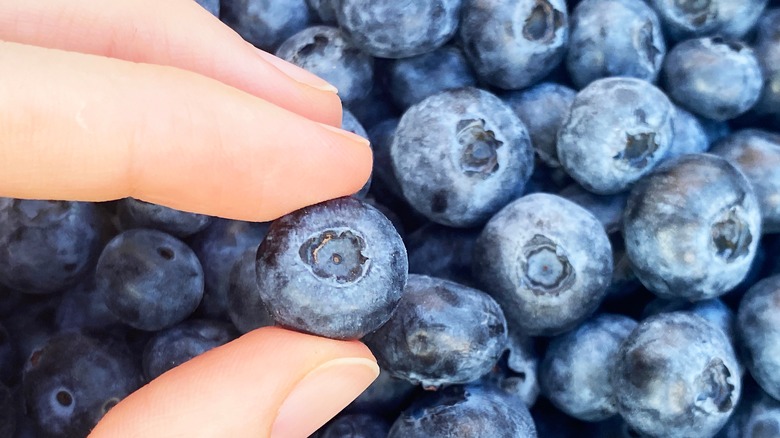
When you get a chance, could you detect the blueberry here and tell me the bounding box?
[753,9,780,124]
[557,77,675,195]
[367,118,404,201]
[95,229,205,331]
[647,0,768,41]
[22,332,142,437]
[662,37,764,122]
[0,200,106,294]
[716,379,780,438]
[612,312,741,438]
[558,183,629,234]
[391,87,534,227]
[459,0,568,90]
[117,197,212,238]
[501,82,576,168]
[341,109,372,197]
[306,0,337,24]
[54,276,120,332]
[0,381,15,438]
[335,0,462,59]
[540,313,637,422]
[623,153,762,301]
[388,385,537,438]
[479,330,540,407]
[387,45,476,110]
[226,247,275,333]
[710,129,780,234]
[474,193,613,336]
[643,298,737,349]
[566,0,666,89]
[365,274,507,388]
[2,296,60,384]
[256,197,407,340]
[221,0,312,52]
[345,368,418,417]
[189,219,268,319]
[316,413,390,438]
[405,223,480,288]
[276,26,373,105]
[737,274,780,401]
[142,319,237,381]
[195,0,219,16]
[665,105,710,159]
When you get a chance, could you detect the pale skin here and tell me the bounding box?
[0,0,379,436]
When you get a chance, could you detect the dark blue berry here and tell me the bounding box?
[753,9,780,125]
[365,274,507,388]
[117,197,212,238]
[737,274,780,401]
[345,368,418,417]
[405,223,480,288]
[256,197,407,340]
[0,381,15,438]
[226,247,275,333]
[317,413,390,438]
[306,0,337,24]
[195,0,219,16]
[221,0,312,52]
[95,229,205,331]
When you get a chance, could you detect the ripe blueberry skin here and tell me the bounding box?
[478,330,540,407]
[117,197,212,239]
[612,312,742,438]
[306,0,337,24]
[623,153,762,301]
[0,322,15,385]
[666,105,710,160]
[95,229,205,331]
[644,298,737,350]
[0,199,106,294]
[459,0,568,90]
[54,275,121,332]
[566,0,666,89]
[647,0,768,41]
[142,319,237,381]
[405,223,480,288]
[388,385,537,438]
[558,183,629,234]
[557,77,675,195]
[335,0,462,59]
[711,129,780,234]
[276,26,373,105]
[256,197,407,340]
[344,368,418,417]
[195,0,219,16]
[189,219,268,320]
[540,313,638,422]
[22,332,143,438]
[387,45,476,110]
[0,381,15,438]
[221,0,312,52]
[753,9,780,124]
[2,296,60,385]
[716,379,780,438]
[501,82,576,168]
[316,413,390,438]
[737,274,780,401]
[367,118,402,202]
[662,37,764,122]
[391,87,534,228]
[474,193,614,336]
[364,274,508,389]
[226,247,275,334]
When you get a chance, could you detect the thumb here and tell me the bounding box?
[89,327,379,438]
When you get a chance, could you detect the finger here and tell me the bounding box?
[0,42,372,222]
[89,327,380,438]
[0,0,342,126]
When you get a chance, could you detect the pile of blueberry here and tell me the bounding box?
[2,0,780,436]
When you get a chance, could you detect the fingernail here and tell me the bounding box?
[318,122,372,148]
[271,357,379,438]
[256,49,339,94]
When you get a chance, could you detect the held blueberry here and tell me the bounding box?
[391,87,534,228]
[566,0,666,89]
[540,313,638,422]
[612,312,742,438]
[335,0,462,59]
[710,130,780,234]
[737,274,780,401]
[95,229,205,331]
[474,193,613,336]
[662,37,764,122]
[557,77,675,195]
[364,274,507,388]
[255,197,407,340]
[275,26,373,105]
[388,385,537,438]
[459,0,568,90]
[623,153,762,301]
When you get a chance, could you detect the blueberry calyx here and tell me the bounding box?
[299,228,370,285]
[614,132,660,169]
[56,390,73,407]
[523,0,565,43]
[457,119,502,177]
[694,358,735,413]
[520,234,575,295]
[297,35,329,59]
[711,206,753,262]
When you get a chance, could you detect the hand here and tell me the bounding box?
[0,0,378,436]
